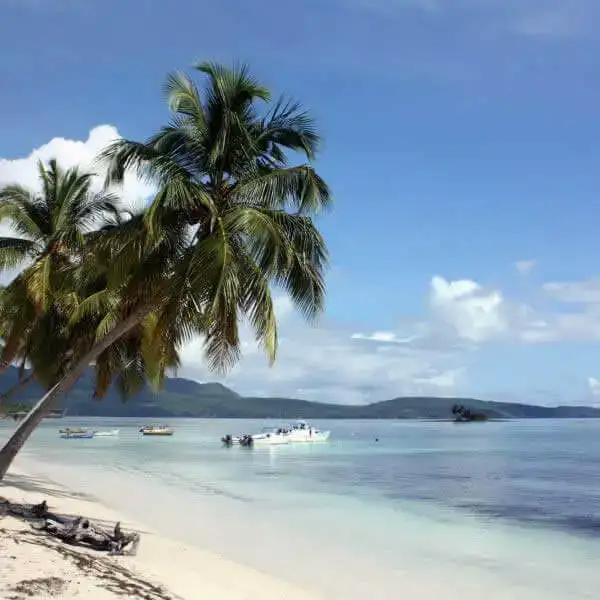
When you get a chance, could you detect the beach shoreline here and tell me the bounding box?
[0,463,322,600]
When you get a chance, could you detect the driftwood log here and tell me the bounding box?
[0,498,140,556]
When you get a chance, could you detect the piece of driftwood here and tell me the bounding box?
[0,498,140,556]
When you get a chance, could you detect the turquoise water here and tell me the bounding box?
[2,418,598,599]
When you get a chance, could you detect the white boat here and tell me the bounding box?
[251,428,293,446]
[224,421,330,447]
[94,429,119,437]
[139,424,174,436]
[286,420,330,443]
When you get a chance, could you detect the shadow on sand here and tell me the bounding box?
[2,472,95,501]
[0,472,152,534]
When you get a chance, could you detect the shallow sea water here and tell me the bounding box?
[3,418,598,599]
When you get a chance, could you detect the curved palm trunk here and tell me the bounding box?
[0,307,149,480]
[0,373,34,409]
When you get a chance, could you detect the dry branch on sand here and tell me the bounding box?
[0,498,140,555]
[0,525,177,600]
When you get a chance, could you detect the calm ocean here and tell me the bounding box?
[2,418,598,599]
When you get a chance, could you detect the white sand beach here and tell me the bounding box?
[0,467,322,600]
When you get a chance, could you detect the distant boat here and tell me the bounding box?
[59,427,88,435]
[60,429,94,439]
[139,424,174,436]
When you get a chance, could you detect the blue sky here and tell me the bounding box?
[1,0,600,405]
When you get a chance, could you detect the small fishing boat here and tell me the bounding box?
[94,429,120,437]
[139,424,174,436]
[60,429,94,439]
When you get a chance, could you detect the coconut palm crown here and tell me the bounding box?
[101,61,331,373]
[0,159,121,372]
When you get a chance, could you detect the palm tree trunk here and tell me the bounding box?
[0,306,150,480]
[0,373,34,409]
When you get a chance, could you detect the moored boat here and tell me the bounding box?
[139,424,174,436]
[222,421,330,447]
[60,428,94,439]
[286,420,330,443]
[59,427,87,434]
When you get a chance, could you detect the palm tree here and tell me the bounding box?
[0,159,121,371]
[0,167,173,404]
[0,61,330,479]
[0,202,178,399]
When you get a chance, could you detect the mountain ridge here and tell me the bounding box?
[1,366,599,419]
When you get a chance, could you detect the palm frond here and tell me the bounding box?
[163,71,207,125]
[231,165,332,214]
[258,96,321,160]
[0,186,49,239]
[0,237,38,271]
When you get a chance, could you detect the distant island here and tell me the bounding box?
[1,366,599,420]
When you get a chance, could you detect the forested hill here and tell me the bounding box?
[1,366,599,419]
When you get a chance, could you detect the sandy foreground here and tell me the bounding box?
[0,469,322,600]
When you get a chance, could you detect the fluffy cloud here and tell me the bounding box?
[0,126,155,284]
[429,276,508,343]
[170,272,600,402]
[177,275,519,404]
[589,377,600,397]
[425,274,600,346]
[179,308,465,405]
[0,125,155,208]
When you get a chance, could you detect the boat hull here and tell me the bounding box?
[60,433,94,439]
[252,434,290,446]
[288,431,330,442]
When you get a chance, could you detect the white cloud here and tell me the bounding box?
[0,126,154,285]
[588,377,600,397]
[350,331,417,344]
[427,275,600,346]
[0,125,155,209]
[180,303,465,405]
[178,274,521,403]
[429,276,507,342]
[177,272,600,402]
[515,259,537,276]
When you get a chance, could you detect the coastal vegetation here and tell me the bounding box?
[451,403,488,422]
[0,61,330,479]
